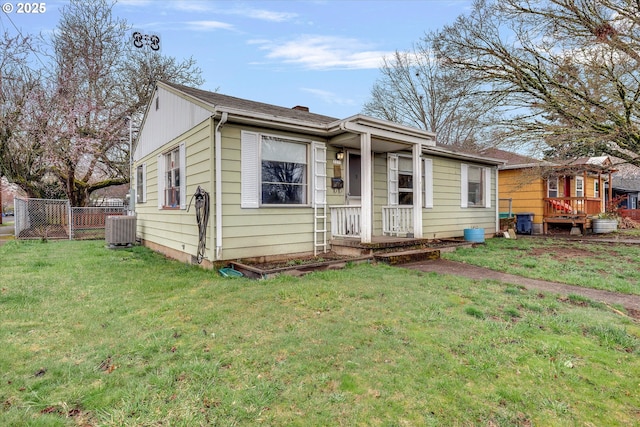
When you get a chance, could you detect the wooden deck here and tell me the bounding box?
[542,197,601,233]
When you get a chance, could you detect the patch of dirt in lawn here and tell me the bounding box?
[528,246,594,260]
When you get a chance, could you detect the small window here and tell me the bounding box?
[548,177,559,198]
[575,176,584,198]
[594,180,600,198]
[261,136,308,205]
[136,164,146,203]
[164,148,181,207]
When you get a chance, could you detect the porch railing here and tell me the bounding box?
[543,197,602,218]
[382,205,414,236]
[330,205,361,237]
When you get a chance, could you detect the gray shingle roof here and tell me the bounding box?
[161,81,340,125]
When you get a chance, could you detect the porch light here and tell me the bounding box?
[336,151,344,161]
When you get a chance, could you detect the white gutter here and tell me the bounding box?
[335,117,435,146]
[214,111,228,260]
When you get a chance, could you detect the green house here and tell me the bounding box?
[132,81,503,266]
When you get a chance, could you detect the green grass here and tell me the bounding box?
[444,236,640,294]
[1,240,640,425]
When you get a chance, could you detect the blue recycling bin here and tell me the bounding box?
[516,213,534,235]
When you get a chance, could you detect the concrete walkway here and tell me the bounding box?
[403,258,640,314]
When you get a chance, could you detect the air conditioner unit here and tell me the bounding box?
[106,215,136,247]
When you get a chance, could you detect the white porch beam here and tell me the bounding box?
[412,143,423,238]
[360,132,372,243]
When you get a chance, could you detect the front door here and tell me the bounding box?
[346,152,361,205]
[563,177,571,197]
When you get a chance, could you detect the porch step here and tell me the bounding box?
[331,237,434,256]
[374,248,440,265]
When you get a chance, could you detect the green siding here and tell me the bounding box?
[135,120,214,261]
[219,125,331,260]
[423,157,496,238]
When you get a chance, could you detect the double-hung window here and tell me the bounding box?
[461,164,491,208]
[165,148,181,207]
[547,177,559,198]
[575,176,584,198]
[397,156,414,205]
[157,143,186,209]
[387,154,433,208]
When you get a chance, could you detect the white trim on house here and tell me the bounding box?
[157,153,164,210]
[240,131,260,209]
[423,158,433,208]
[484,167,491,209]
[136,163,147,204]
[461,164,469,208]
[179,142,186,210]
[387,153,399,206]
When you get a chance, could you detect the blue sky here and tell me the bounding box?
[1,0,472,118]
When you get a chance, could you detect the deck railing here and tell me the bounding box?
[543,197,602,218]
[382,205,413,236]
[330,205,361,237]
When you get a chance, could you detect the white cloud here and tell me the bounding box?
[241,9,298,22]
[166,1,297,22]
[117,0,154,6]
[170,1,215,12]
[184,21,235,31]
[255,35,390,70]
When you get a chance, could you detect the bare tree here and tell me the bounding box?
[1,0,204,206]
[363,34,502,148]
[434,0,640,164]
[0,33,64,198]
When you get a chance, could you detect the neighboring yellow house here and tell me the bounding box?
[131,81,503,267]
[483,148,614,234]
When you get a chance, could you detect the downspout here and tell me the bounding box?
[214,111,228,260]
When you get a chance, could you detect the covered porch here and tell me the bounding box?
[325,116,435,244]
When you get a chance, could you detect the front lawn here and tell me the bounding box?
[1,240,639,426]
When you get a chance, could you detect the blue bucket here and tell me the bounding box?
[463,228,485,243]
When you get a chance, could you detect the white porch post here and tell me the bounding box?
[360,132,372,243]
[412,143,423,238]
